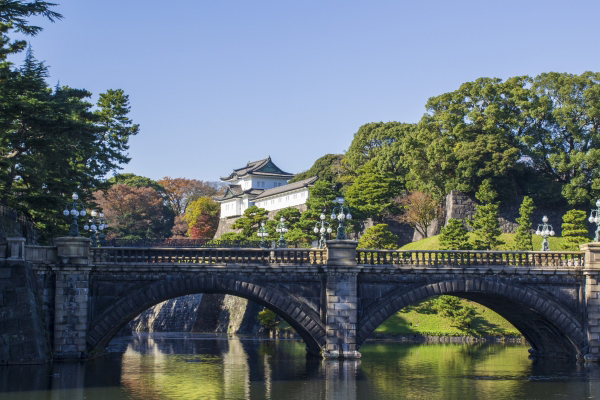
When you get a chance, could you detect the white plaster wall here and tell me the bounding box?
[254,189,309,212]
[228,177,289,190]
[221,199,241,218]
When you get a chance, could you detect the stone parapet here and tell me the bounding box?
[326,240,358,267]
[54,237,90,266]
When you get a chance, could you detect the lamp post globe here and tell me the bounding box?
[330,197,353,240]
[535,215,554,251]
[590,200,600,242]
[313,212,332,249]
[63,192,86,237]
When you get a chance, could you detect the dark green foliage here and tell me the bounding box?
[219,232,246,241]
[344,163,402,220]
[0,1,62,61]
[230,205,268,239]
[357,224,399,249]
[289,154,343,184]
[257,308,278,330]
[561,210,589,251]
[439,218,471,250]
[296,180,340,242]
[107,173,164,192]
[514,196,535,251]
[468,180,503,250]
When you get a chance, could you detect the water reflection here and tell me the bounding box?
[1,334,600,399]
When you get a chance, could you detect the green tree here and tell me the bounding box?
[0,1,62,61]
[107,173,164,192]
[0,48,138,241]
[561,210,589,251]
[344,163,402,220]
[288,154,343,184]
[296,180,339,242]
[357,224,399,249]
[432,295,477,332]
[468,179,504,250]
[514,196,535,251]
[257,308,278,331]
[229,205,268,239]
[439,219,471,250]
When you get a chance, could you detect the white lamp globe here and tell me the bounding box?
[535,229,541,235]
[542,216,548,223]
[338,213,345,220]
[596,199,600,208]
[80,210,86,217]
[91,224,97,231]
[99,225,104,231]
[72,193,79,201]
[91,210,97,217]
[320,213,326,220]
[63,209,69,216]
[99,212,104,218]
[327,227,332,233]
[70,209,78,216]
[280,217,285,222]
[83,224,89,230]
[550,230,555,236]
[346,213,352,220]
[590,215,595,223]
[331,213,336,220]
[314,227,319,233]
[320,227,325,233]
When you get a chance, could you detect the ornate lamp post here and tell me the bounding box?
[84,210,108,247]
[535,215,555,251]
[257,222,269,248]
[330,197,352,240]
[313,212,332,249]
[96,212,108,247]
[275,217,288,248]
[589,199,600,242]
[62,193,86,237]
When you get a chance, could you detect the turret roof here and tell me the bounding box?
[220,156,294,181]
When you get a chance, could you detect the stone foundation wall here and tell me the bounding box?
[0,260,50,364]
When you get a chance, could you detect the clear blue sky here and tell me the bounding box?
[12,0,600,182]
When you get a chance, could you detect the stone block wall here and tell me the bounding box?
[0,260,50,364]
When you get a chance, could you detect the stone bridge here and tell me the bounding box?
[2,237,600,364]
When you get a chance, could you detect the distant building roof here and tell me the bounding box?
[253,176,318,200]
[220,156,294,182]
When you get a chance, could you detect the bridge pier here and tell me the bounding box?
[323,240,361,359]
[583,243,600,362]
[52,237,91,360]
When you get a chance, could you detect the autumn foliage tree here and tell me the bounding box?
[93,184,170,239]
[183,197,220,239]
[158,177,223,215]
[395,191,441,238]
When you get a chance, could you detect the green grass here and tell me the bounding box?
[399,233,574,251]
[374,298,520,337]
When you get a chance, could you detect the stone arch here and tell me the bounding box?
[356,278,586,358]
[87,276,326,356]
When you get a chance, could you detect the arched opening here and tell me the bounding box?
[87,277,326,356]
[357,279,585,359]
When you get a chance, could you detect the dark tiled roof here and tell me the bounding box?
[220,156,294,181]
[253,176,318,200]
[214,186,265,201]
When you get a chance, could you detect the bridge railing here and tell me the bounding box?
[90,247,327,265]
[356,249,585,268]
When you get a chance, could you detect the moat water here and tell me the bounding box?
[1,333,599,399]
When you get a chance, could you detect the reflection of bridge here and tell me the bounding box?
[3,237,600,363]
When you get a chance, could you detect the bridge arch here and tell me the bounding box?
[357,278,586,358]
[87,276,326,356]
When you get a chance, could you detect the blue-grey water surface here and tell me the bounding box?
[1,333,599,399]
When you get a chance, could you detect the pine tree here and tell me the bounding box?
[562,210,589,251]
[439,218,471,250]
[357,224,399,249]
[514,196,535,251]
[468,179,504,250]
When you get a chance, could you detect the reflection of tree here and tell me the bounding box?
[360,343,532,399]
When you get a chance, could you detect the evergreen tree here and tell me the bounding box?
[344,163,402,220]
[295,180,339,242]
[561,210,589,251]
[468,179,504,250]
[357,224,399,249]
[230,205,268,238]
[439,218,471,250]
[514,196,535,251]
